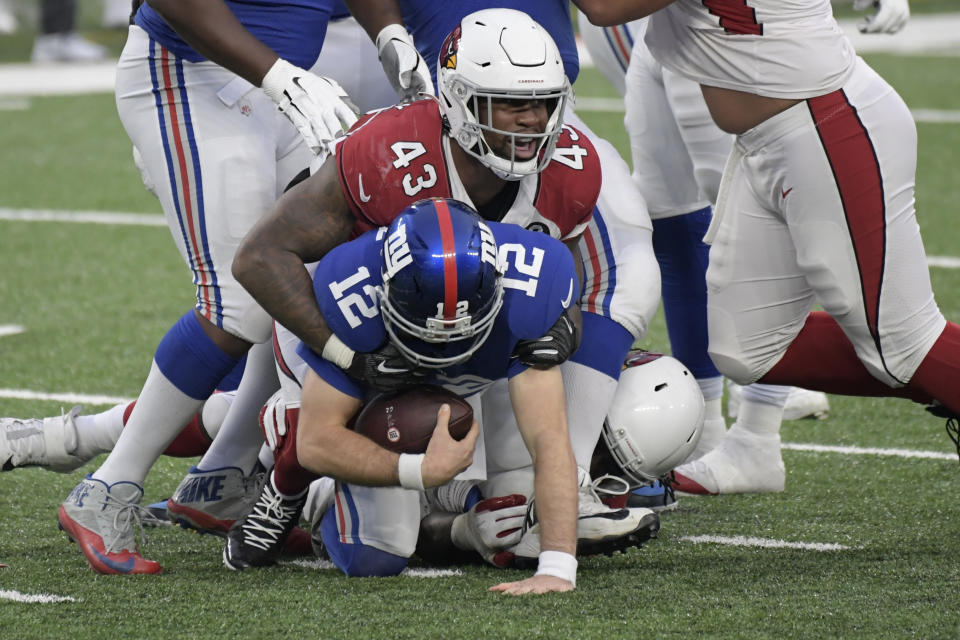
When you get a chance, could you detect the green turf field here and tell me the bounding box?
[2,12,960,640]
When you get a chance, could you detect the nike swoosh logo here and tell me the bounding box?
[358,173,372,202]
[560,279,573,308]
[90,546,136,573]
[781,187,793,199]
[376,362,408,374]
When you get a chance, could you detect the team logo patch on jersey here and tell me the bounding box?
[440,25,462,70]
[525,222,550,234]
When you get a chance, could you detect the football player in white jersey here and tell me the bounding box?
[578,0,960,477]
[578,15,836,495]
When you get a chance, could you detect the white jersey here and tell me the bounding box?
[645,0,856,99]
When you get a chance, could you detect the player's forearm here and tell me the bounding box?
[531,437,578,556]
[298,425,403,486]
[511,368,578,555]
[234,167,355,354]
[145,0,278,84]
[343,0,407,42]
[573,0,676,26]
[233,246,333,354]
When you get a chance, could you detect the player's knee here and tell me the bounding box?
[320,507,410,577]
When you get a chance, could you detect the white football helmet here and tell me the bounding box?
[603,352,705,485]
[436,8,571,180]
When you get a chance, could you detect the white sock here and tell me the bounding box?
[94,362,203,485]
[196,341,278,475]
[733,385,789,438]
[563,361,618,469]
[72,403,128,460]
[697,376,723,403]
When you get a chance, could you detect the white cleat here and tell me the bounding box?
[31,33,108,63]
[728,382,830,421]
[671,424,785,495]
[0,406,87,472]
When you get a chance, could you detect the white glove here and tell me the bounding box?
[376,23,435,102]
[261,58,359,156]
[450,494,528,567]
[854,0,910,35]
[259,390,299,453]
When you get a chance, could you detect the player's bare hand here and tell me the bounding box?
[421,404,478,488]
[489,575,575,596]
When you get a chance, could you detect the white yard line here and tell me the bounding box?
[782,442,957,461]
[283,557,462,578]
[680,535,855,551]
[574,96,960,125]
[0,324,25,338]
[0,208,165,226]
[3,207,959,270]
[5,382,957,460]
[0,589,77,603]
[0,388,133,406]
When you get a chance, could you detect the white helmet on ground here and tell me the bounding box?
[603,351,705,485]
[436,8,571,180]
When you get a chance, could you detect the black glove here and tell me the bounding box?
[345,342,426,392]
[512,307,581,369]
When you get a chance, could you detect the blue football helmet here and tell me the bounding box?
[379,198,505,368]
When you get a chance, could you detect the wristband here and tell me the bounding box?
[397,453,425,491]
[322,334,355,370]
[534,550,577,587]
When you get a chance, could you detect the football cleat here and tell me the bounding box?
[58,475,162,574]
[627,481,678,512]
[573,472,660,558]
[31,33,108,63]
[510,471,661,568]
[223,472,307,570]
[728,382,830,421]
[1,406,88,472]
[166,465,265,536]
[927,403,960,462]
[672,423,786,495]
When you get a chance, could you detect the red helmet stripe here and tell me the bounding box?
[434,198,459,320]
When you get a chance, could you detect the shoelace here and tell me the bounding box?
[661,474,678,507]
[578,474,628,516]
[241,470,267,502]
[104,491,149,553]
[946,418,960,463]
[240,484,299,551]
[925,403,960,463]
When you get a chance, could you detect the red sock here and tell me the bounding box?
[120,401,213,457]
[760,311,932,403]
[907,322,960,415]
[267,407,319,496]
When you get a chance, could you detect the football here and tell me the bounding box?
[353,385,473,454]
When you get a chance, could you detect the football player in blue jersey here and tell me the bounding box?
[388,1,669,507]
[229,198,590,594]
[52,0,436,575]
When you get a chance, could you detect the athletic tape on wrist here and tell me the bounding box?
[535,550,577,587]
[322,334,356,370]
[397,453,425,491]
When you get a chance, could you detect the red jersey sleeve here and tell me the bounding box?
[336,101,453,234]
[533,124,602,239]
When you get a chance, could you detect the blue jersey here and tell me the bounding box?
[398,0,579,84]
[135,0,333,69]
[297,222,577,399]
